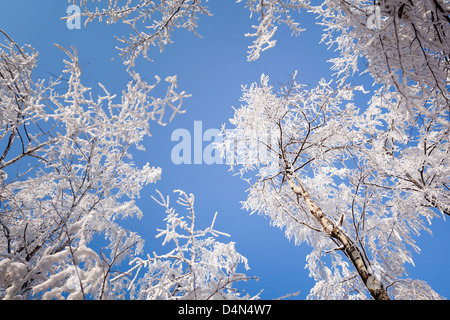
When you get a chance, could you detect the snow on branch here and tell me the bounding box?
[237,0,309,61]
[0,33,190,299]
[64,0,212,68]
[113,189,259,300]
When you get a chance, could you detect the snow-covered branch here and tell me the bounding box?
[0,32,189,299]
[220,73,445,299]
[115,190,258,300]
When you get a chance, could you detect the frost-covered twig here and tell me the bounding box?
[118,189,258,300]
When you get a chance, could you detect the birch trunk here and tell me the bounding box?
[286,174,391,300]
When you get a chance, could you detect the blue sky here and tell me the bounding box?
[1,1,449,300]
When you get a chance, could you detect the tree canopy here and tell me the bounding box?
[1,0,448,300]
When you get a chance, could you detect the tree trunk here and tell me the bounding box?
[286,174,391,300]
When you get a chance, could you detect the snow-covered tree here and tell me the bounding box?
[214,0,448,299]
[218,73,445,299]
[355,88,449,219]
[2,0,448,300]
[0,30,175,299]
[69,0,448,124]
[113,190,257,300]
[316,0,449,127]
[236,0,449,126]
[66,0,213,69]
[0,30,253,300]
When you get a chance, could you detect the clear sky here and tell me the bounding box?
[1,1,449,300]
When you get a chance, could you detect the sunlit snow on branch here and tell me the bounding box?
[112,190,259,300]
[0,31,190,299]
